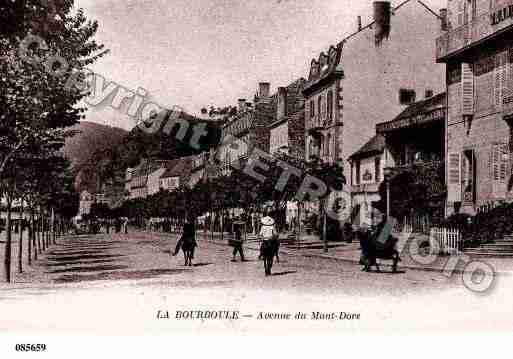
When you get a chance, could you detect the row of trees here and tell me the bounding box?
[1,1,106,282]
[115,151,345,244]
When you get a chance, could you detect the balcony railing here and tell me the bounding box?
[436,3,513,61]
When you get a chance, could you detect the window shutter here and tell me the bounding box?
[448,152,461,202]
[492,143,500,181]
[494,53,507,108]
[500,142,508,183]
[461,62,474,115]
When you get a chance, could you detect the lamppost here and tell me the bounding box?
[384,167,393,219]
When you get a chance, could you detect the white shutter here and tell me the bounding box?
[504,51,511,102]
[492,143,500,181]
[448,152,461,202]
[461,62,474,115]
[500,142,508,183]
[494,53,507,108]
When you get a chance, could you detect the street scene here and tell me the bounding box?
[2,0,513,340]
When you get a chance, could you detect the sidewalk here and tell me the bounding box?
[195,231,513,276]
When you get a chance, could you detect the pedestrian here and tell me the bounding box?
[258,210,277,260]
[230,218,246,262]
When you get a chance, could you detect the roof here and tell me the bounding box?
[349,134,385,160]
[376,92,446,133]
[161,158,192,179]
[303,0,440,95]
[393,92,446,122]
[268,77,306,128]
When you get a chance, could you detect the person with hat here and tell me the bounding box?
[258,210,278,260]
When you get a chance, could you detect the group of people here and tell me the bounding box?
[171,210,280,272]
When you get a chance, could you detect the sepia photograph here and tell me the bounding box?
[1,0,513,356]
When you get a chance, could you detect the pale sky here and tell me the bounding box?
[75,0,446,130]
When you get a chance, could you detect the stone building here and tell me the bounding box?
[267,78,306,226]
[215,82,276,174]
[268,78,306,159]
[437,0,513,215]
[159,157,193,191]
[303,0,446,187]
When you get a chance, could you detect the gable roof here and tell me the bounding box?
[349,134,385,160]
[161,158,192,179]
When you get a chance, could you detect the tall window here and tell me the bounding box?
[375,156,381,183]
[325,133,331,157]
[310,100,315,119]
[327,90,333,121]
[462,149,476,203]
[318,95,323,119]
[355,161,361,185]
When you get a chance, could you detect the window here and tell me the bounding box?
[318,95,323,119]
[310,100,315,118]
[375,157,381,182]
[327,90,333,121]
[325,133,331,157]
[462,149,476,203]
[355,161,361,185]
[399,89,416,105]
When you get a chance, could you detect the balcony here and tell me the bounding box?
[436,3,513,61]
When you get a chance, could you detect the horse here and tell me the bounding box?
[180,236,196,266]
[359,230,401,273]
[261,239,279,276]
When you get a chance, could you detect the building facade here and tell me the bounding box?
[303,0,446,186]
[268,78,306,158]
[215,82,276,174]
[348,134,386,227]
[437,0,513,215]
[79,190,94,217]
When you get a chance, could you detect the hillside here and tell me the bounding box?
[63,121,128,193]
[63,111,223,194]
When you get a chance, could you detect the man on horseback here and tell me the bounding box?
[172,218,198,259]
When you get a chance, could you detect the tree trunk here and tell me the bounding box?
[18,203,24,274]
[37,218,42,253]
[322,198,328,253]
[28,210,34,264]
[4,200,12,283]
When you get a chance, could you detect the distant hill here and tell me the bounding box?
[63,121,128,193]
[64,111,223,194]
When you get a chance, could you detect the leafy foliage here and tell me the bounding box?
[376,161,446,220]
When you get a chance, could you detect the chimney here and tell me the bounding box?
[258,82,270,98]
[373,1,391,46]
[357,15,362,31]
[425,89,434,99]
[238,98,246,113]
[277,87,287,119]
[439,8,448,32]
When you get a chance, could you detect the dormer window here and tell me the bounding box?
[320,53,328,73]
[329,46,337,67]
[310,60,319,79]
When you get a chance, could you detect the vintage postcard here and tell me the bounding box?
[2,0,513,355]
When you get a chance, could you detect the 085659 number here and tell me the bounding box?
[15,344,47,352]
